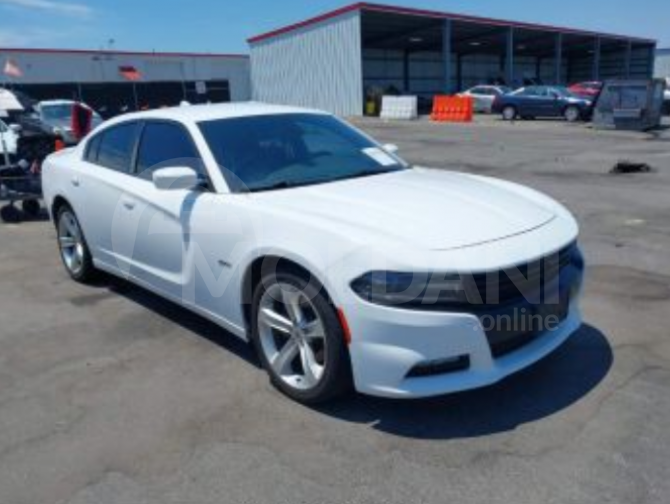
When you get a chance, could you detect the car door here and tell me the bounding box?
[531,87,558,117]
[508,87,530,115]
[75,121,142,272]
[546,88,565,116]
[118,120,226,306]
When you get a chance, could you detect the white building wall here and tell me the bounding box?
[0,50,251,100]
[655,49,670,79]
[250,11,363,116]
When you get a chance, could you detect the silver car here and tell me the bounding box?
[460,85,512,113]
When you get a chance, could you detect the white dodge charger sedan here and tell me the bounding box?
[43,103,584,404]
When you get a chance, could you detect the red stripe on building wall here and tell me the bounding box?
[0,47,249,59]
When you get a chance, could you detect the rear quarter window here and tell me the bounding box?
[95,122,140,173]
[84,134,102,163]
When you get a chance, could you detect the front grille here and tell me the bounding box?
[405,242,578,312]
[484,294,572,358]
[464,244,574,307]
[450,243,579,359]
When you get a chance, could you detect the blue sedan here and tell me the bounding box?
[492,86,593,122]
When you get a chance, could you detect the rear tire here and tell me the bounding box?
[56,205,97,283]
[250,270,352,404]
[502,106,517,121]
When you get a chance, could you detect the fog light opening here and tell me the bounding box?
[406,355,471,378]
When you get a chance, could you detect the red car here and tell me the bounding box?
[568,81,603,100]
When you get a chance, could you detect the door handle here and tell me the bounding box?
[71,177,80,187]
[121,198,136,211]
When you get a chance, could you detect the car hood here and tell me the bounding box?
[252,168,557,251]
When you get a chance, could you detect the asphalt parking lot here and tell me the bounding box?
[1,116,670,504]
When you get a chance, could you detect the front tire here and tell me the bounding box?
[250,270,352,404]
[564,106,581,123]
[56,205,97,283]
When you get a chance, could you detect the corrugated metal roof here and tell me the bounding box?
[248,2,656,45]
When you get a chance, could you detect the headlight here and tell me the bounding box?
[350,271,468,307]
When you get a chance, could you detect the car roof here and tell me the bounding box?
[38,100,97,112]
[105,102,326,127]
[39,100,78,106]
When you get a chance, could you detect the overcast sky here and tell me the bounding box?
[0,0,666,52]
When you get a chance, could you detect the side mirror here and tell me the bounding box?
[383,143,399,154]
[9,124,22,134]
[152,167,200,191]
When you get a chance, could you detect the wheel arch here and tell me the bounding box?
[240,254,335,332]
[51,195,72,224]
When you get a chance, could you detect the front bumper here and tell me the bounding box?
[343,252,584,399]
[346,300,581,399]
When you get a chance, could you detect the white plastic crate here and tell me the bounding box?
[380,96,418,120]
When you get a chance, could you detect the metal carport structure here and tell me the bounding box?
[249,2,656,116]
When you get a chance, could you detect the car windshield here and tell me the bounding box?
[41,104,73,123]
[199,113,407,193]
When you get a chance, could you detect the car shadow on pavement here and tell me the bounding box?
[103,275,261,369]
[316,324,612,440]
[84,275,611,440]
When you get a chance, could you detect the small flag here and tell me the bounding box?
[119,65,142,81]
[3,58,23,78]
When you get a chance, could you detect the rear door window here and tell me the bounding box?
[96,122,140,173]
[135,121,202,180]
[520,87,538,96]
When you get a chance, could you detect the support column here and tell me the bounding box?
[403,50,410,93]
[593,37,602,81]
[555,33,563,85]
[442,18,453,93]
[624,40,632,78]
[506,27,515,87]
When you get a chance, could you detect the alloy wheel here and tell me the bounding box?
[58,210,85,276]
[257,283,327,391]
